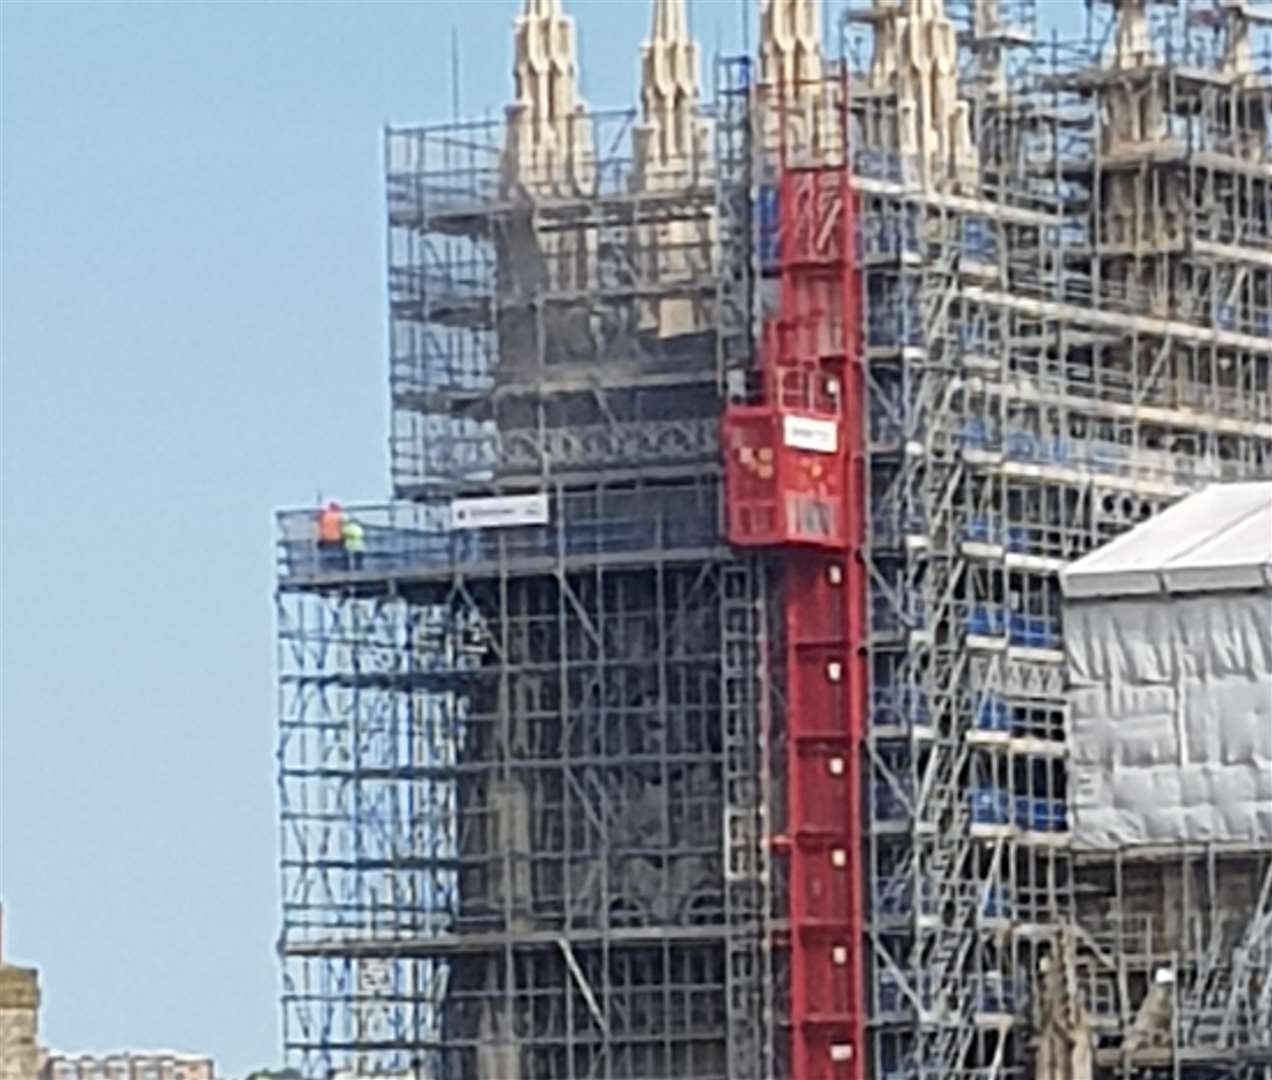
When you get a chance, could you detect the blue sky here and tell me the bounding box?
[1,0,1091,1073]
[0,0,743,1073]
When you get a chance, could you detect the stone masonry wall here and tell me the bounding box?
[0,965,41,1080]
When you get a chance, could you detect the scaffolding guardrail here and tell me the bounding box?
[277,487,724,583]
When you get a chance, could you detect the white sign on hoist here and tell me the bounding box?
[449,493,550,530]
[782,414,839,454]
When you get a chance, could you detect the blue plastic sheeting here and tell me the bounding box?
[1005,525,1033,553]
[960,603,1060,648]
[981,888,1012,919]
[962,515,1045,554]
[970,787,1012,825]
[962,515,1003,545]
[960,216,998,262]
[854,149,906,183]
[973,695,1013,732]
[959,417,990,449]
[965,603,1007,637]
[970,788,1067,831]
[861,208,920,260]
[756,185,780,271]
[1008,612,1061,650]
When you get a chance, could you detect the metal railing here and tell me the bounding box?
[277,488,724,583]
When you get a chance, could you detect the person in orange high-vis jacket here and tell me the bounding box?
[317,501,344,571]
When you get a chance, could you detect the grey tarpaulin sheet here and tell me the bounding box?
[1065,589,1272,850]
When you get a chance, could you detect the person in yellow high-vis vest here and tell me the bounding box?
[342,516,367,571]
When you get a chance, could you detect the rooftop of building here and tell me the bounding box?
[0,964,40,1009]
[1061,481,1272,598]
[0,902,40,1009]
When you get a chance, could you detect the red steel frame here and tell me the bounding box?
[722,157,866,1080]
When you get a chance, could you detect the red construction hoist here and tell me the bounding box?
[722,160,866,1080]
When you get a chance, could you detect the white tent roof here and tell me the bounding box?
[1061,481,1272,598]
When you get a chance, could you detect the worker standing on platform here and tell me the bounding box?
[317,501,344,571]
[342,515,366,571]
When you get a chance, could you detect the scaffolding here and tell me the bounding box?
[277,486,757,1078]
[840,2,1272,1079]
[275,1,1272,1078]
[279,0,774,1069]
[1066,847,1272,1074]
[385,109,725,496]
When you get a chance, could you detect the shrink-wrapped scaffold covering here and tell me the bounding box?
[1061,483,1272,850]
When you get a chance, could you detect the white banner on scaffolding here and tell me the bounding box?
[449,493,550,530]
[782,414,838,454]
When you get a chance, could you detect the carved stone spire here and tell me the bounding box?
[1100,0,1165,155]
[633,0,712,189]
[502,0,595,195]
[759,0,824,92]
[862,0,977,190]
[1097,0,1182,311]
[757,0,839,163]
[652,0,688,42]
[631,0,716,339]
[1109,0,1155,69]
[1222,8,1255,83]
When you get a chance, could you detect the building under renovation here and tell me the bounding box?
[273,1,1272,1078]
